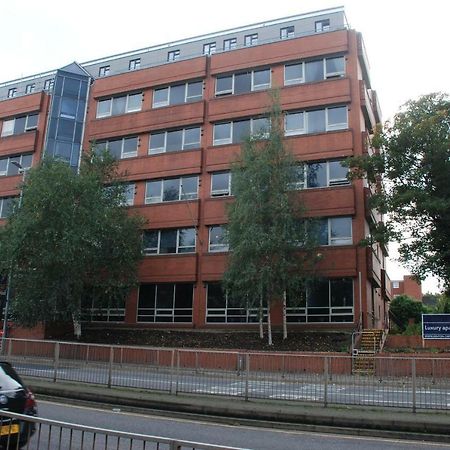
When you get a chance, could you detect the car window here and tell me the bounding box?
[0,363,24,390]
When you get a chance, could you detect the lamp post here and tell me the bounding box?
[1,162,28,353]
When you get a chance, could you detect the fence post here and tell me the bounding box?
[412,358,416,413]
[244,353,250,401]
[432,358,435,385]
[86,345,89,365]
[324,357,329,408]
[175,350,180,395]
[107,347,114,388]
[170,350,176,395]
[53,342,60,383]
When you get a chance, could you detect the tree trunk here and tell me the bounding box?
[259,292,264,339]
[267,300,273,346]
[282,290,287,340]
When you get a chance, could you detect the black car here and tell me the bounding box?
[0,362,37,449]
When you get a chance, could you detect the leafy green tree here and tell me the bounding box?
[389,294,428,332]
[223,95,318,344]
[346,93,450,289]
[434,294,450,314]
[0,152,144,338]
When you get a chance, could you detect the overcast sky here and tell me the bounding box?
[2,0,448,292]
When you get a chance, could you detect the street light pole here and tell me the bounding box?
[1,162,28,354]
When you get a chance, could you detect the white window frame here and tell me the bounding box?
[325,56,345,79]
[123,183,135,206]
[328,160,350,186]
[44,79,54,91]
[284,56,345,86]
[213,122,232,146]
[323,217,352,246]
[289,165,307,190]
[208,226,229,252]
[144,228,196,255]
[153,82,202,108]
[7,88,17,98]
[0,153,33,177]
[99,137,138,159]
[215,69,271,96]
[1,114,38,137]
[145,176,198,204]
[223,38,237,51]
[96,93,142,118]
[1,119,14,137]
[211,172,232,197]
[149,127,201,154]
[284,111,306,136]
[315,19,330,33]
[326,106,348,131]
[168,50,180,62]
[25,84,35,94]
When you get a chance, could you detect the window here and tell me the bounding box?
[0,154,32,177]
[315,217,352,246]
[213,117,270,145]
[284,56,345,86]
[149,127,201,154]
[209,225,228,252]
[203,42,216,55]
[244,34,258,46]
[392,281,400,289]
[211,172,232,197]
[143,228,196,255]
[280,26,294,39]
[168,50,180,62]
[284,106,347,136]
[96,136,138,159]
[145,176,198,203]
[215,69,270,96]
[96,92,142,118]
[25,84,35,94]
[152,81,202,108]
[7,88,17,98]
[123,183,135,206]
[287,278,353,323]
[223,38,237,51]
[137,283,193,323]
[44,79,54,91]
[98,66,110,77]
[315,19,330,32]
[206,282,264,323]
[304,160,349,188]
[128,58,141,71]
[1,114,38,137]
[0,197,14,219]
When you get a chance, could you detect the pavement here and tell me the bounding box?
[24,376,450,442]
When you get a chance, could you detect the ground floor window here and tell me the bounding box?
[81,292,126,322]
[137,283,193,323]
[206,282,266,323]
[287,278,353,323]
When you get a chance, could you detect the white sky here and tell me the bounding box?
[2,0,448,293]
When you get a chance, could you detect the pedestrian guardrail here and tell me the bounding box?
[0,410,252,449]
[3,338,450,412]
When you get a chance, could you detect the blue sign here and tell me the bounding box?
[422,314,450,340]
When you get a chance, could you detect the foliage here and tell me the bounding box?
[434,294,450,314]
[346,93,450,287]
[223,93,318,342]
[0,152,145,331]
[403,323,422,336]
[389,294,428,331]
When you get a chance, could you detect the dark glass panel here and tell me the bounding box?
[186,81,202,101]
[122,137,138,156]
[174,284,193,309]
[216,76,232,94]
[111,96,126,116]
[234,72,252,94]
[21,154,33,169]
[14,116,26,134]
[60,98,77,119]
[305,60,324,82]
[7,156,20,176]
[156,284,174,308]
[159,229,177,253]
[143,230,159,254]
[63,77,81,97]
[55,142,72,161]
[207,283,226,309]
[166,130,183,151]
[232,119,251,143]
[331,278,353,307]
[211,172,230,195]
[307,280,329,308]
[214,123,231,143]
[253,69,270,88]
[149,132,165,152]
[107,140,122,159]
[285,63,303,83]
[180,176,197,199]
[178,228,196,252]
[169,84,185,105]
[26,114,38,129]
[162,179,179,201]
[183,127,201,149]
[307,109,326,133]
[307,162,327,187]
[57,119,75,140]
[146,181,162,202]
[138,284,156,308]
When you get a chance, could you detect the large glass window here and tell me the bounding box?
[287,278,353,323]
[211,172,232,197]
[145,176,198,204]
[96,93,142,118]
[215,69,271,96]
[209,226,229,252]
[223,38,237,51]
[291,160,349,189]
[284,106,347,136]
[149,127,201,154]
[213,117,270,145]
[143,228,196,255]
[152,81,202,108]
[314,217,352,246]
[1,114,38,137]
[137,283,193,323]
[96,136,138,159]
[0,197,15,219]
[0,153,33,177]
[284,56,345,85]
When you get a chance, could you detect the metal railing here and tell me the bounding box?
[0,410,250,449]
[4,338,450,413]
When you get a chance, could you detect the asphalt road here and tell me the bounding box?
[29,399,450,450]
[12,358,450,410]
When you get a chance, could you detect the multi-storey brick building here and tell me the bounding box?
[0,7,391,333]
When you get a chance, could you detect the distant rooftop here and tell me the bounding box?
[0,6,348,101]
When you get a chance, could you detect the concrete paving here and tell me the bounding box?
[25,376,450,442]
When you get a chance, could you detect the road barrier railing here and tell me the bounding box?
[0,410,251,450]
[3,338,450,412]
